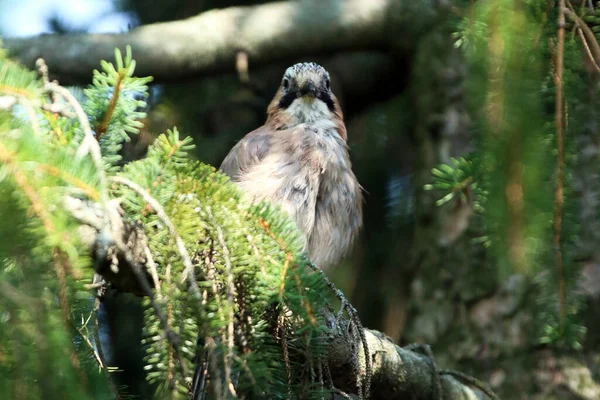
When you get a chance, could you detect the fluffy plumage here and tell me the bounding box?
[220,62,362,268]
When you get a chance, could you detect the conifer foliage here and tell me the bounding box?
[0,47,345,399]
[431,0,597,350]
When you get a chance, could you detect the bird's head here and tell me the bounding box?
[266,62,344,136]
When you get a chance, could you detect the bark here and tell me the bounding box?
[329,324,494,400]
[4,0,442,84]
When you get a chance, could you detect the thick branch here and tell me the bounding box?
[65,196,150,296]
[4,0,439,84]
[328,322,494,400]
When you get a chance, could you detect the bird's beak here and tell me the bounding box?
[298,81,318,98]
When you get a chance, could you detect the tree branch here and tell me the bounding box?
[328,325,496,400]
[66,195,497,400]
[4,0,440,84]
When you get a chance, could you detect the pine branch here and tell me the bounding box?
[109,175,200,297]
[62,197,497,399]
[0,142,90,394]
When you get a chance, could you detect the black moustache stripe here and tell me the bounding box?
[277,90,336,112]
[318,92,336,112]
[278,91,297,109]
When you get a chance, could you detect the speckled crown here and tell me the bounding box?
[283,62,330,81]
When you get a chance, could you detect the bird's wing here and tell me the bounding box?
[219,125,273,181]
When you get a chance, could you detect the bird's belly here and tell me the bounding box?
[237,130,361,268]
[237,155,320,240]
[307,166,361,267]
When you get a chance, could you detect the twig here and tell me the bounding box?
[142,240,162,295]
[84,281,105,290]
[77,324,105,369]
[44,84,93,151]
[0,145,71,308]
[44,84,103,173]
[331,388,353,399]
[564,5,600,64]
[235,51,250,83]
[42,102,77,118]
[246,233,267,276]
[577,27,600,72]
[0,143,54,232]
[35,58,50,86]
[279,254,292,299]
[37,59,76,118]
[440,370,501,400]
[43,82,110,221]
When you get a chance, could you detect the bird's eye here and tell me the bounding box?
[282,78,289,90]
[325,79,331,90]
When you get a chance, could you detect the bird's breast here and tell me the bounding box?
[237,122,362,268]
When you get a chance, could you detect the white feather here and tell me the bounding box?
[284,97,333,124]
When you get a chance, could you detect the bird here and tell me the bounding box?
[220,62,363,269]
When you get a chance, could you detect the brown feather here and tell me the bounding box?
[219,63,361,268]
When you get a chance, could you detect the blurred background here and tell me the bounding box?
[2,0,600,398]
